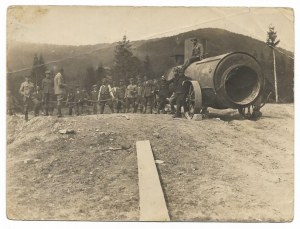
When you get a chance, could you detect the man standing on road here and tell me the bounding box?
[98,78,115,114]
[41,70,54,116]
[54,71,67,117]
[134,78,144,113]
[157,75,170,114]
[170,67,191,118]
[91,84,99,114]
[115,79,126,113]
[19,76,36,121]
[125,78,137,113]
[143,75,154,114]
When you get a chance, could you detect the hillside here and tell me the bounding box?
[7,104,294,221]
[7,28,294,102]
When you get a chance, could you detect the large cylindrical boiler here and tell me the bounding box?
[167,52,264,110]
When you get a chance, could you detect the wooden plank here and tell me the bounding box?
[136,140,170,221]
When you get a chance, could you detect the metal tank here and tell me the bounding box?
[166,52,265,118]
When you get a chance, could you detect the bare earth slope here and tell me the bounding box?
[7,104,294,221]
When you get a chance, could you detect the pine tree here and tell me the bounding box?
[113,35,142,81]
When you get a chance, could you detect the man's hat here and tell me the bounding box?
[45,70,51,74]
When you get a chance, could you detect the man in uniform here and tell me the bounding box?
[41,70,54,116]
[98,78,115,114]
[115,79,126,113]
[182,38,204,70]
[157,75,170,114]
[143,75,154,114]
[66,89,76,116]
[134,78,144,113]
[74,86,82,115]
[169,67,191,118]
[32,86,43,116]
[91,84,99,114]
[125,78,137,113]
[80,89,90,115]
[54,71,67,117]
[19,76,38,121]
[7,90,19,116]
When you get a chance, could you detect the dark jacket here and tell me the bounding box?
[42,78,54,94]
[171,75,191,94]
[158,79,169,98]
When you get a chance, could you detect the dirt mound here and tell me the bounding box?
[6,104,294,221]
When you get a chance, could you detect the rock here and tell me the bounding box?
[109,138,114,141]
[121,144,131,150]
[193,114,203,121]
[155,160,164,164]
[59,129,76,134]
[153,132,160,138]
[23,159,33,164]
[99,132,106,135]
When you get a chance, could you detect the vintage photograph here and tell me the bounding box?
[6,6,294,221]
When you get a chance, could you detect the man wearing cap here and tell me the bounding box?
[54,71,67,117]
[125,78,137,113]
[98,78,115,114]
[157,75,170,114]
[169,67,191,118]
[134,78,144,113]
[142,75,154,114]
[19,76,36,121]
[182,38,204,70]
[115,79,126,113]
[42,70,54,116]
[91,84,98,114]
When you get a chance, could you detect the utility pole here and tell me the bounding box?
[266,24,280,103]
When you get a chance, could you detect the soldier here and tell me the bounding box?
[134,78,144,113]
[41,70,54,116]
[169,67,191,118]
[91,84,98,114]
[98,78,115,114]
[152,78,160,113]
[54,71,67,117]
[19,76,37,121]
[125,78,137,113]
[66,89,76,116]
[143,75,154,114]
[157,75,170,114]
[31,86,43,116]
[7,90,18,116]
[182,38,204,70]
[74,86,82,115]
[115,79,126,113]
[80,89,90,115]
[111,81,118,111]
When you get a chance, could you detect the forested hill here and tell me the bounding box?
[7,28,294,102]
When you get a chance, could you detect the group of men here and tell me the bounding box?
[16,65,193,120]
[16,38,205,121]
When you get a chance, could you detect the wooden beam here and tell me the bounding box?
[136,140,170,221]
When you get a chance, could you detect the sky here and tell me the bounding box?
[7,6,294,51]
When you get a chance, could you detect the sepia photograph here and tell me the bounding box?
[5,5,294,222]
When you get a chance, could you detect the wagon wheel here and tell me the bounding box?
[184,81,202,119]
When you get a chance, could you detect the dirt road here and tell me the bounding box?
[6,104,294,221]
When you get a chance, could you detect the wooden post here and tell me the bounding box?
[273,48,278,103]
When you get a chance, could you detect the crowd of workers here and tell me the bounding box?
[8,37,205,121]
[8,66,194,121]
